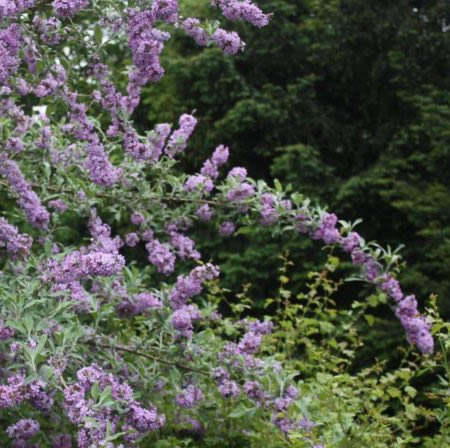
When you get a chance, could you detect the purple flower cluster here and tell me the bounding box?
[169,263,220,309]
[64,365,165,445]
[212,0,271,27]
[218,319,272,373]
[219,221,236,236]
[181,18,209,46]
[52,0,88,18]
[152,0,179,22]
[0,321,15,341]
[62,90,121,187]
[33,16,62,45]
[6,136,24,153]
[116,292,162,317]
[218,379,240,398]
[127,8,165,86]
[165,114,197,157]
[0,375,26,408]
[48,199,68,213]
[7,418,40,440]
[131,212,145,226]
[200,144,230,179]
[395,295,433,354]
[312,212,341,245]
[0,217,32,259]
[26,379,54,412]
[123,127,154,161]
[212,28,245,55]
[184,174,214,194]
[0,154,50,229]
[271,386,303,434]
[0,1,35,20]
[147,123,172,161]
[226,168,255,203]
[44,251,125,284]
[126,402,166,433]
[170,232,201,260]
[227,167,247,179]
[196,204,214,221]
[34,66,67,98]
[175,384,205,408]
[124,232,139,247]
[0,375,53,413]
[243,380,265,403]
[259,193,280,226]
[0,24,22,84]
[171,305,201,338]
[146,239,176,275]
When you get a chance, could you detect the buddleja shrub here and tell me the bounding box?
[0,1,443,447]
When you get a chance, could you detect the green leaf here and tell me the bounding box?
[364,314,375,327]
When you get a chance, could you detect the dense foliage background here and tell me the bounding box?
[137,0,450,320]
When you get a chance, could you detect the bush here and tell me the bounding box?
[0,1,446,447]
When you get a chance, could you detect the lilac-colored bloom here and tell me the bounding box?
[0,217,32,259]
[131,212,145,225]
[342,231,361,252]
[298,417,316,431]
[7,419,40,439]
[0,155,50,229]
[141,229,154,242]
[125,232,139,247]
[212,144,229,166]
[181,18,209,46]
[6,137,24,153]
[212,28,245,55]
[52,0,88,18]
[213,0,271,27]
[152,0,178,22]
[219,221,235,236]
[0,25,22,85]
[244,381,265,402]
[165,113,197,157]
[196,204,214,221]
[247,319,273,335]
[226,182,255,202]
[237,331,262,355]
[117,292,162,317]
[175,385,204,408]
[184,174,214,193]
[44,250,125,284]
[49,199,68,213]
[312,212,341,245]
[146,239,175,275]
[26,380,54,412]
[127,402,166,433]
[170,232,200,260]
[227,167,247,179]
[0,322,15,341]
[380,274,403,303]
[218,380,240,398]
[148,123,171,161]
[212,367,230,384]
[395,295,433,354]
[171,307,193,337]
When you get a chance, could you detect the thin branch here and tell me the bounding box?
[88,341,209,376]
[0,179,224,207]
